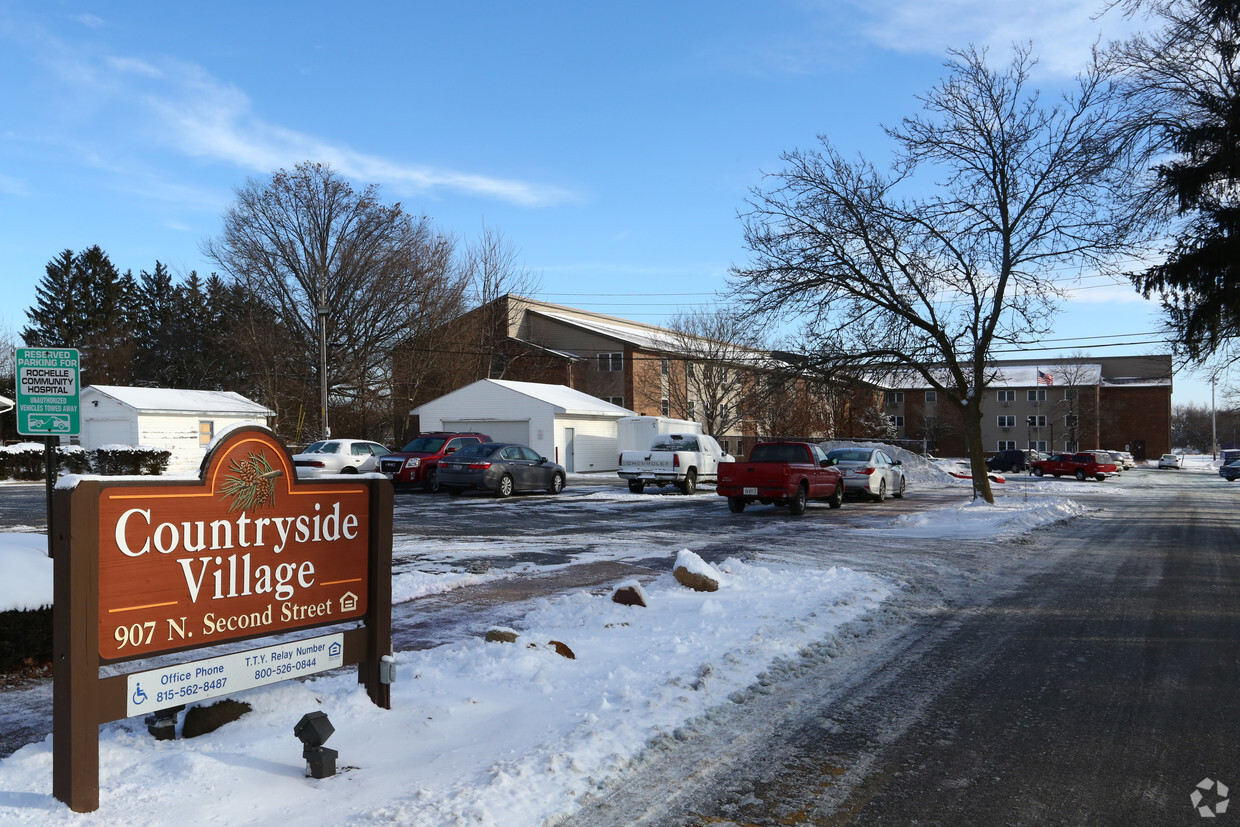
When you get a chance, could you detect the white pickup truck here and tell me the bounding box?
[617,433,734,495]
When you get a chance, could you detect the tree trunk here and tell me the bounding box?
[962,403,995,504]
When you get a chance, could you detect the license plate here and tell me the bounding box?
[743,487,758,496]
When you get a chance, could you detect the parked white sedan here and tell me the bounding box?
[293,439,391,478]
[824,447,907,502]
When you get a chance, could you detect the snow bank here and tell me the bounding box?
[818,440,961,486]
[0,555,891,826]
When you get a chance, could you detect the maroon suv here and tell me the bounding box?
[378,432,491,491]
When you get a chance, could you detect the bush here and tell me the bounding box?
[0,606,52,671]
[93,445,171,476]
[0,443,49,481]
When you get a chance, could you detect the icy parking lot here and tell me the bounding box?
[0,457,1222,825]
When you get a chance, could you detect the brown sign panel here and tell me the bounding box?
[96,429,370,662]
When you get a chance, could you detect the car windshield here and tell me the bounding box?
[301,441,326,454]
[318,442,341,454]
[826,449,871,462]
[401,436,446,453]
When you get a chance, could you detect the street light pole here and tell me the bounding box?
[318,305,330,440]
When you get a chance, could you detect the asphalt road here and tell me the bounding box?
[577,471,1240,825]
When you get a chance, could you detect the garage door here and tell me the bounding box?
[442,420,530,445]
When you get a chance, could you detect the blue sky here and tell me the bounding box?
[0,2,1211,405]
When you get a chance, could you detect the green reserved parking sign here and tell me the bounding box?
[16,347,80,436]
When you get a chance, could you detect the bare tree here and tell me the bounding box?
[202,161,458,441]
[460,226,542,380]
[732,46,1148,502]
[631,306,764,437]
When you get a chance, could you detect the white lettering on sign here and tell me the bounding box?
[113,503,360,604]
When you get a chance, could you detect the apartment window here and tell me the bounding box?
[1027,389,1047,403]
[688,401,696,419]
[1064,440,1078,453]
[660,357,669,376]
[997,415,1016,428]
[199,420,214,447]
[888,415,905,428]
[606,396,624,407]
[598,352,623,372]
[660,398,670,417]
[997,440,1017,451]
[885,391,904,407]
[997,390,1015,404]
[1026,415,1048,428]
[1028,440,1048,452]
[1064,388,1078,401]
[925,390,937,403]
[686,361,695,379]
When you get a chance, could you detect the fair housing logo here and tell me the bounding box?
[1192,778,1230,818]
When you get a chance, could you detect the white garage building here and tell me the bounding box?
[411,379,634,473]
[79,386,275,473]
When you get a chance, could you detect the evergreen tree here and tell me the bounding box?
[1116,0,1240,362]
[22,246,134,384]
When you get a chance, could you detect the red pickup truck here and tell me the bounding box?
[717,441,845,515]
[1030,451,1118,481]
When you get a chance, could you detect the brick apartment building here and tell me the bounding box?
[880,355,1173,460]
[395,295,1173,460]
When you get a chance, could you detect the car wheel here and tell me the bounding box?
[549,472,564,494]
[424,467,440,493]
[789,483,808,516]
[628,480,645,494]
[827,481,844,509]
[341,466,358,474]
[1075,469,1087,481]
[728,497,746,513]
[680,470,697,495]
[892,476,906,499]
[1032,467,1044,477]
[1096,474,1106,482]
[497,474,514,498]
[872,478,886,503]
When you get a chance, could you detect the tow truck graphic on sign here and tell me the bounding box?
[27,414,70,432]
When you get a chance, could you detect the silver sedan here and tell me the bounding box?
[824,447,907,502]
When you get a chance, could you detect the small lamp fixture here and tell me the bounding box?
[294,711,338,779]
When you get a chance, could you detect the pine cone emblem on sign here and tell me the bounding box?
[219,452,282,512]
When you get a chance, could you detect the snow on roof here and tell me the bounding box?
[485,379,635,416]
[877,364,1105,390]
[85,385,275,416]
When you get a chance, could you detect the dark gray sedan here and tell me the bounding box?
[437,443,566,497]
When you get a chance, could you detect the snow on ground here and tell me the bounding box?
[0,461,1214,824]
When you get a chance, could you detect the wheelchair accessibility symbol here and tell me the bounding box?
[132,683,148,706]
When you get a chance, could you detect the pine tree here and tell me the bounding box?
[21,246,134,384]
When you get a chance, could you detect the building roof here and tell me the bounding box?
[415,379,635,418]
[84,386,275,416]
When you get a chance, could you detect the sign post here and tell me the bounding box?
[52,426,393,812]
[16,347,81,557]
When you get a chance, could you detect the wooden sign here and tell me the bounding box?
[97,430,370,661]
[52,425,393,813]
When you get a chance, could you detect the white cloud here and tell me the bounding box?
[848,0,1145,76]
[56,49,575,208]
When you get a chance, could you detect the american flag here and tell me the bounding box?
[1037,369,1054,386]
